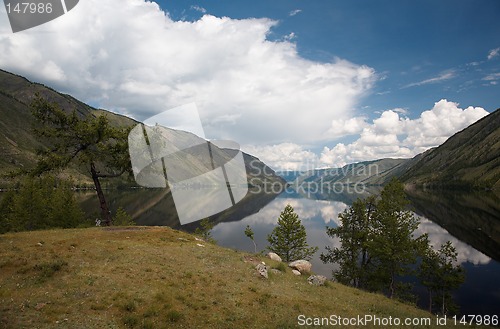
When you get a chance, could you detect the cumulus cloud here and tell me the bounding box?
[416,217,490,265]
[326,116,368,138]
[242,100,488,170]
[318,100,489,168]
[0,0,375,146]
[242,143,320,171]
[487,47,500,60]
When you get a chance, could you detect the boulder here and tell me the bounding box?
[307,275,327,286]
[291,269,301,276]
[267,252,282,262]
[288,260,312,274]
[255,263,268,279]
[270,269,283,275]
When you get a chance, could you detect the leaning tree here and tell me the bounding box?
[29,94,132,226]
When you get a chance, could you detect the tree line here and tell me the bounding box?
[248,179,464,315]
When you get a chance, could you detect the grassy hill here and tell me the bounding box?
[0,227,448,329]
[400,109,500,190]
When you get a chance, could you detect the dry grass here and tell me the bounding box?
[0,227,478,328]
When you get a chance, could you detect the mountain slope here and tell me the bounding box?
[0,227,438,328]
[280,158,410,190]
[401,109,500,189]
[0,69,284,190]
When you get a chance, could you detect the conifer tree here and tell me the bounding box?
[322,179,432,300]
[367,179,427,298]
[29,95,132,226]
[320,197,375,288]
[419,241,465,315]
[244,225,257,253]
[267,204,318,262]
[0,176,84,232]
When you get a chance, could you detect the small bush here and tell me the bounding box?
[141,319,154,329]
[113,207,135,226]
[273,262,287,273]
[33,259,68,281]
[122,300,137,312]
[257,292,272,305]
[122,314,139,327]
[166,310,183,323]
[194,218,216,243]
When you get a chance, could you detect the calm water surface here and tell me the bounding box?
[77,187,500,315]
[210,189,500,315]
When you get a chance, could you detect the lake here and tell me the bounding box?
[76,186,500,315]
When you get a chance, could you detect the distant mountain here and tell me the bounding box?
[277,108,499,192]
[400,109,500,190]
[278,158,411,194]
[0,69,285,191]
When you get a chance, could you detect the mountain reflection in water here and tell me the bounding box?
[76,187,500,315]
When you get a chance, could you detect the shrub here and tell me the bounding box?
[113,207,135,226]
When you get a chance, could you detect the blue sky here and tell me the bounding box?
[0,0,498,170]
[160,0,500,116]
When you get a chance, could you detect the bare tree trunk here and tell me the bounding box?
[389,272,395,298]
[428,289,433,313]
[441,292,445,315]
[90,162,112,226]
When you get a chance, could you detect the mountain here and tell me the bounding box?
[278,158,411,193]
[401,109,500,190]
[0,69,127,184]
[278,108,499,193]
[0,69,284,188]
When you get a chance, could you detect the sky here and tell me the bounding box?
[0,0,499,170]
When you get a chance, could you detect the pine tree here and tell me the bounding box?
[244,225,257,253]
[113,207,135,226]
[367,179,427,298]
[320,197,375,288]
[29,95,132,226]
[267,204,318,262]
[322,179,432,301]
[194,218,215,243]
[419,241,465,315]
[0,176,84,232]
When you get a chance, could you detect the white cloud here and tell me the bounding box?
[319,100,489,168]
[319,202,347,225]
[487,47,500,60]
[283,32,296,41]
[242,143,320,171]
[482,72,500,84]
[0,0,375,147]
[402,70,455,88]
[416,217,490,265]
[190,5,207,14]
[289,9,302,16]
[326,117,367,138]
